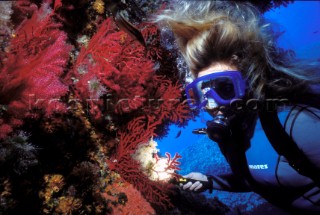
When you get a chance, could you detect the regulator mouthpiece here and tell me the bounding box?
[206,115,232,143]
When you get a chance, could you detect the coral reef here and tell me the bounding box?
[0,0,293,214]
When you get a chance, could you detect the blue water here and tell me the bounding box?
[264,1,320,59]
[156,1,319,214]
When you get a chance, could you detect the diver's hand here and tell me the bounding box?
[180,172,211,193]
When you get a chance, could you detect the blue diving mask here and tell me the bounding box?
[185,71,246,109]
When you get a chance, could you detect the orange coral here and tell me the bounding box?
[55,196,82,215]
[103,178,155,215]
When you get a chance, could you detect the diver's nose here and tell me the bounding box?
[205,97,219,109]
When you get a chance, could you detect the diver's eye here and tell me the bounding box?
[200,77,235,100]
[215,77,235,99]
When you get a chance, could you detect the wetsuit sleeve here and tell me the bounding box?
[210,173,252,192]
[284,106,320,169]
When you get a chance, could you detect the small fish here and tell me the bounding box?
[313,30,319,34]
[175,130,182,138]
[114,11,147,48]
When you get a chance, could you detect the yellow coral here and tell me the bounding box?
[0,179,11,198]
[47,174,65,191]
[40,174,65,207]
[56,196,82,215]
[119,33,127,44]
[93,0,104,14]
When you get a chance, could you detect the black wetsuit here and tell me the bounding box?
[210,105,320,214]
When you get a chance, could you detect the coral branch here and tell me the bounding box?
[165,152,182,171]
[68,18,155,118]
[0,2,72,138]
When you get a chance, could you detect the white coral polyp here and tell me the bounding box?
[151,157,175,181]
[132,138,174,182]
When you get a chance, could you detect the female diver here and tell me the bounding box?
[156,1,320,214]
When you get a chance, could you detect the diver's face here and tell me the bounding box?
[197,62,239,117]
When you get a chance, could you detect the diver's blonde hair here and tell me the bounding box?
[155,0,320,100]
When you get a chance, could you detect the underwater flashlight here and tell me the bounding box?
[169,175,212,192]
[170,176,212,188]
[169,176,198,185]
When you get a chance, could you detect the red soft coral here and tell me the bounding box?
[108,78,191,211]
[0,2,72,138]
[145,76,192,125]
[68,18,154,118]
[11,0,38,26]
